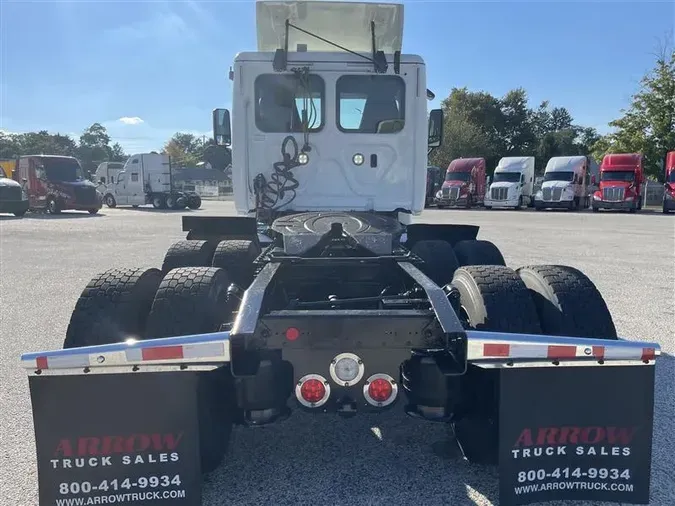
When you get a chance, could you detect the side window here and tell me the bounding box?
[254,74,324,133]
[99,177,106,184]
[35,165,46,180]
[337,75,405,133]
[131,158,139,164]
[131,173,139,182]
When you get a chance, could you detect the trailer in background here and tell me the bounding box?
[97,153,202,210]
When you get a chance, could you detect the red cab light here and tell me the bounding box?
[368,378,393,402]
[285,327,300,341]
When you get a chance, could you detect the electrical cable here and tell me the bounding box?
[254,67,316,212]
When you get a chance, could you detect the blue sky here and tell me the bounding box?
[1,0,673,153]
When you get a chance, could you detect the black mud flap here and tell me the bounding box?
[29,372,203,506]
[498,365,655,506]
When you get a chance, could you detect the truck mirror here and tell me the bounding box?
[213,108,231,146]
[22,178,27,183]
[428,109,443,148]
[591,175,596,185]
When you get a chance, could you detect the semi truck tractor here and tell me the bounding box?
[592,153,644,213]
[11,155,101,214]
[484,156,535,209]
[97,152,202,210]
[435,157,486,208]
[20,3,661,506]
[534,155,595,211]
[663,150,675,214]
[0,161,29,217]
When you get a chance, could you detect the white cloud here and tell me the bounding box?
[118,117,144,125]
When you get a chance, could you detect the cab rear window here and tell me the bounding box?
[337,75,405,133]
[254,74,325,133]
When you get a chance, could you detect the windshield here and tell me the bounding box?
[493,172,521,183]
[446,172,471,182]
[40,158,85,182]
[544,171,574,182]
[601,170,634,182]
[667,171,675,183]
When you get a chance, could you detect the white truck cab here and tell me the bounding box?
[212,1,443,222]
[534,155,593,211]
[484,156,535,210]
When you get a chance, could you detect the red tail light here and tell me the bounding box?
[363,373,398,407]
[296,374,330,408]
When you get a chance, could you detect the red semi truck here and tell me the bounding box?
[12,155,102,214]
[663,151,675,214]
[434,157,486,208]
[592,153,643,213]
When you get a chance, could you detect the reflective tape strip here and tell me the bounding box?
[35,354,91,370]
[125,342,226,363]
[476,341,658,362]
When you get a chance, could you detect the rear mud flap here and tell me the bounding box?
[29,372,203,506]
[498,364,655,506]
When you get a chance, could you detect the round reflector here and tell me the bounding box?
[363,373,398,407]
[295,374,330,408]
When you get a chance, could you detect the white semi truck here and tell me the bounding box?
[484,156,535,209]
[96,152,202,210]
[534,155,596,211]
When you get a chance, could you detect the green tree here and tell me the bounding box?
[162,133,208,167]
[592,45,675,179]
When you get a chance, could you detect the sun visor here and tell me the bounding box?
[256,1,404,54]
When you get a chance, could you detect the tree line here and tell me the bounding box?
[430,45,674,180]
[1,45,672,180]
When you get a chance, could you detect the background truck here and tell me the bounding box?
[663,150,675,214]
[483,156,535,209]
[19,3,662,506]
[592,153,644,213]
[0,161,29,217]
[11,155,101,214]
[435,157,486,208]
[534,155,595,211]
[96,152,202,210]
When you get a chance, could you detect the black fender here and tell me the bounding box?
[405,223,480,249]
[182,215,260,246]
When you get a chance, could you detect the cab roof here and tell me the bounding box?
[448,158,485,172]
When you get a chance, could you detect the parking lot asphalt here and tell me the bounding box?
[1,201,673,506]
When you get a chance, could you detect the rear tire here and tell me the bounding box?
[145,266,235,474]
[516,265,617,339]
[453,240,506,267]
[450,265,542,465]
[161,240,218,274]
[63,267,163,348]
[211,239,261,289]
[152,195,166,209]
[187,194,202,210]
[410,239,459,287]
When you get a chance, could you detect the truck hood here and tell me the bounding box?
[442,181,466,188]
[599,181,632,189]
[541,181,572,190]
[489,182,518,190]
[0,177,21,188]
